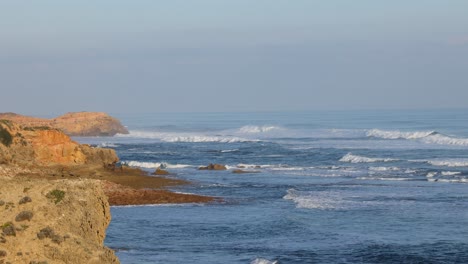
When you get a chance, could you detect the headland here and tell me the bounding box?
[0,114,215,263]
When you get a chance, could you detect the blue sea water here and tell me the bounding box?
[75,110,468,264]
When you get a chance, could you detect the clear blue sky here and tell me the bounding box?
[1,1,467,115]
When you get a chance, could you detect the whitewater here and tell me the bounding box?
[74,110,468,263]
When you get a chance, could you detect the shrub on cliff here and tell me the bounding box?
[0,125,12,147]
[46,190,65,204]
[1,222,15,236]
[15,211,34,222]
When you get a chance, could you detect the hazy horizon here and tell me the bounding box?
[1,1,467,115]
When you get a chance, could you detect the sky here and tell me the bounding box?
[1,1,468,115]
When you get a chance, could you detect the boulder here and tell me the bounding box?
[198,164,227,170]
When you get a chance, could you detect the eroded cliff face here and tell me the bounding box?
[0,112,129,137]
[0,176,120,264]
[0,120,118,166]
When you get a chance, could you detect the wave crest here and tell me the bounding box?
[366,129,468,146]
[339,153,397,163]
[239,125,280,134]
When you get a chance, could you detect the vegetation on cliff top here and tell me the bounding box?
[0,124,13,146]
[47,189,65,204]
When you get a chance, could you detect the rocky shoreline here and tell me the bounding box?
[0,115,216,263]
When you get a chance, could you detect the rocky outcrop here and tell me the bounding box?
[0,176,119,264]
[0,112,128,137]
[198,164,227,170]
[0,120,118,166]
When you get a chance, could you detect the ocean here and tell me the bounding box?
[74,110,468,264]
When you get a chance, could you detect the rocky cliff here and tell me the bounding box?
[0,120,118,166]
[0,176,119,264]
[0,112,128,137]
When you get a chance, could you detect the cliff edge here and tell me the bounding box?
[0,112,128,137]
[0,177,119,264]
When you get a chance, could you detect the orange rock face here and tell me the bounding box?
[0,120,118,166]
[0,111,128,136]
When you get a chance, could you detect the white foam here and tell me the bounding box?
[426,159,468,167]
[239,125,280,134]
[117,130,255,143]
[357,177,411,181]
[428,178,468,183]
[367,129,468,146]
[124,161,193,169]
[251,258,279,264]
[339,153,397,163]
[163,136,253,143]
[421,133,468,146]
[221,149,239,153]
[366,129,436,139]
[369,166,400,171]
[441,171,462,176]
[97,142,119,148]
[426,172,437,178]
[283,189,344,209]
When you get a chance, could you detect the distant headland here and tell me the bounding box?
[0,112,129,137]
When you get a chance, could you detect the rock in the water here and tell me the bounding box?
[153,168,170,175]
[198,164,227,170]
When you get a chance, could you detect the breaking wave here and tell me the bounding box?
[162,136,253,143]
[239,125,281,134]
[123,161,193,169]
[415,159,468,167]
[117,130,255,143]
[366,129,468,146]
[97,142,119,148]
[251,258,279,264]
[340,153,397,163]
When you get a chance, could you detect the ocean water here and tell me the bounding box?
[75,110,468,264]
